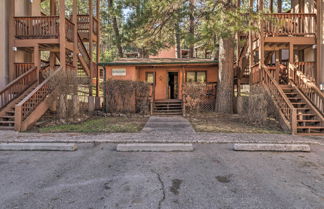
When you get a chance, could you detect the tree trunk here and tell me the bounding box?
[188,0,195,58]
[108,0,123,58]
[216,38,234,113]
[175,21,181,58]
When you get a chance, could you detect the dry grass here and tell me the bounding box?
[37,116,148,133]
[189,112,286,134]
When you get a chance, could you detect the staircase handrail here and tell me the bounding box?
[77,33,91,66]
[262,65,297,133]
[290,64,324,115]
[0,66,37,110]
[15,66,63,121]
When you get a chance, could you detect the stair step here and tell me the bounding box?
[297,120,320,122]
[297,126,324,129]
[0,126,15,130]
[0,121,15,124]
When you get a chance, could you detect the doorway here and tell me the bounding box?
[168,72,178,99]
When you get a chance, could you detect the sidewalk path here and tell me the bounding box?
[141,116,195,133]
[0,116,323,144]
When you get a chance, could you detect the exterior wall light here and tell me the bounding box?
[12,47,17,52]
[320,83,324,91]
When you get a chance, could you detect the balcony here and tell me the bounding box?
[263,13,316,37]
[14,16,75,42]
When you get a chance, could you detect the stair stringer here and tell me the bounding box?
[15,91,56,132]
[260,83,292,132]
[291,83,324,125]
[0,84,37,118]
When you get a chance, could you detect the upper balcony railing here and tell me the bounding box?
[77,15,99,35]
[263,13,316,37]
[14,16,75,42]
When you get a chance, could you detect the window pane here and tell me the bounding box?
[146,73,154,83]
[186,72,196,82]
[197,72,206,83]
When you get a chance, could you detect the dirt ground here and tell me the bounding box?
[189,112,285,134]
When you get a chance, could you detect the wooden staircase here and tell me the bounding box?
[281,85,324,135]
[260,65,324,136]
[0,84,38,130]
[153,100,183,115]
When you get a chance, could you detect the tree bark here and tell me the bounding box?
[108,0,123,58]
[188,0,195,58]
[216,38,234,113]
[175,21,181,58]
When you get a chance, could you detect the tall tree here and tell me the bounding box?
[108,0,123,58]
[188,0,195,58]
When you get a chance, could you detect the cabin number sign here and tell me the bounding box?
[112,68,126,76]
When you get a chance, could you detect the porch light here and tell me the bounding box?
[320,83,324,91]
[12,47,17,52]
[312,45,317,49]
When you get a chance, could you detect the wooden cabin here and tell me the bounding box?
[100,58,218,115]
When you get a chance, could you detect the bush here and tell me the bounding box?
[183,83,207,114]
[105,80,150,114]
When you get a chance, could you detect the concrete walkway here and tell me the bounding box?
[141,116,195,133]
[0,116,323,144]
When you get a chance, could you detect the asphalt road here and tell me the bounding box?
[0,144,323,209]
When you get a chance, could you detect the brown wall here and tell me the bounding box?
[105,64,218,100]
[0,0,9,88]
[105,66,138,81]
[138,66,218,100]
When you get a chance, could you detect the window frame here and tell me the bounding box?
[185,71,207,83]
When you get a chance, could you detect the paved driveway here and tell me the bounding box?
[0,144,323,209]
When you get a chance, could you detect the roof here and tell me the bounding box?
[99,58,218,66]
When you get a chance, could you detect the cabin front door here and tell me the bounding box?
[168,72,179,99]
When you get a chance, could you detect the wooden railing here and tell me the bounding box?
[0,67,38,110]
[263,13,316,36]
[77,15,90,33]
[65,18,75,42]
[290,66,324,115]
[15,67,62,123]
[262,66,297,133]
[15,16,59,39]
[14,63,34,79]
[294,61,316,81]
[77,15,98,35]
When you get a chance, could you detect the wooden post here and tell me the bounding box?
[259,0,264,83]
[275,50,280,82]
[89,0,94,96]
[8,0,15,82]
[96,0,100,97]
[34,44,40,82]
[59,0,66,69]
[289,42,294,80]
[50,0,57,15]
[316,0,321,85]
[248,0,254,85]
[291,108,297,135]
[14,105,22,132]
[72,0,78,69]
[49,52,56,70]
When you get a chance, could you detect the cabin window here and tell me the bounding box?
[186,71,207,83]
[146,72,154,84]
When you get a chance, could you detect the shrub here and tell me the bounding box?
[105,80,150,114]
